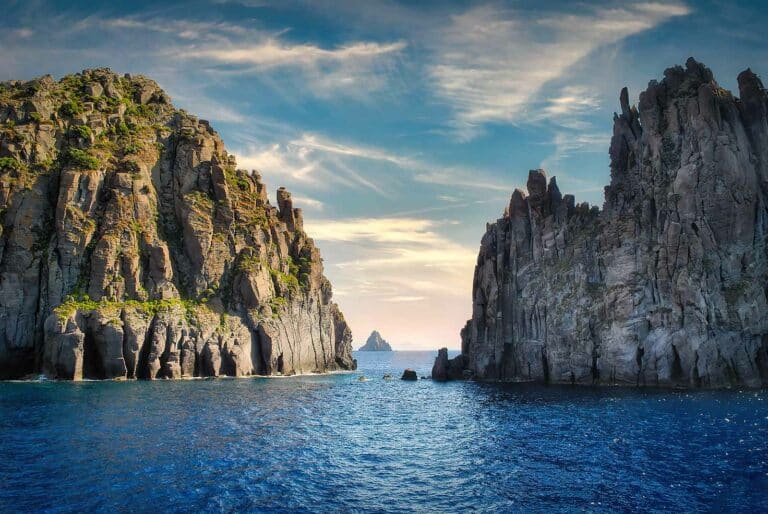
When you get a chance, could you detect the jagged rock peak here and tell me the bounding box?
[358,330,393,351]
[0,68,356,380]
[447,59,768,388]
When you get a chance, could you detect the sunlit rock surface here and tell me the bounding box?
[0,68,355,379]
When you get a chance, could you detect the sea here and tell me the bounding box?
[0,350,766,513]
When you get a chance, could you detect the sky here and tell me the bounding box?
[1,0,767,350]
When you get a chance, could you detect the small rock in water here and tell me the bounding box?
[383,374,392,380]
[358,376,367,382]
[401,369,417,381]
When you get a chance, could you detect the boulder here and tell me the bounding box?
[85,82,103,98]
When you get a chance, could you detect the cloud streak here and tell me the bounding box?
[306,216,475,295]
[234,132,511,198]
[176,40,406,69]
[428,2,691,139]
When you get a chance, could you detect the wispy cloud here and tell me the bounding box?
[305,214,476,348]
[175,40,406,69]
[235,135,391,195]
[306,216,474,293]
[428,2,691,139]
[234,132,511,197]
[292,194,325,211]
[171,37,406,97]
[539,131,611,195]
[308,217,451,246]
[11,28,33,39]
[28,13,407,101]
[100,17,254,39]
[383,295,425,303]
[538,86,602,130]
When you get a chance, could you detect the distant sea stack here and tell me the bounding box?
[442,58,768,388]
[0,68,356,380]
[358,330,392,351]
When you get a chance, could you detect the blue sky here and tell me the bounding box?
[2,0,767,349]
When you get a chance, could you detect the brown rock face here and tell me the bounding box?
[455,58,768,388]
[0,68,355,379]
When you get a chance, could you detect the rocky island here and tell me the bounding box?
[439,59,768,388]
[358,330,393,351]
[0,68,356,380]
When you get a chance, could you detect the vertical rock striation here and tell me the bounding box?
[454,58,768,388]
[0,68,355,380]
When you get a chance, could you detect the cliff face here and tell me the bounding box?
[457,59,768,388]
[358,330,392,351]
[0,68,355,380]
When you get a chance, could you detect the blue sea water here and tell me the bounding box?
[0,350,766,513]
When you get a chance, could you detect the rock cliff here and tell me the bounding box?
[358,330,392,351]
[451,58,768,388]
[0,68,355,380]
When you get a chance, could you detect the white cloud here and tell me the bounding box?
[383,296,425,303]
[169,34,405,98]
[176,40,406,69]
[87,15,406,99]
[428,2,691,139]
[539,131,611,196]
[306,216,475,295]
[291,194,324,210]
[307,217,445,245]
[306,217,476,272]
[97,17,254,42]
[12,28,33,39]
[539,86,602,129]
[235,135,390,195]
[234,132,511,197]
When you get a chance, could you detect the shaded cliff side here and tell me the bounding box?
[453,58,768,388]
[0,68,355,380]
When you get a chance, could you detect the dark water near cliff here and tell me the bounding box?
[0,350,766,513]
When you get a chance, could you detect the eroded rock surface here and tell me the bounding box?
[0,68,355,379]
[451,59,768,388]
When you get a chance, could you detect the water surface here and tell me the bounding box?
[1,351,766,512]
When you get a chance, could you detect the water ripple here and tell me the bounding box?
[0,351,766,513]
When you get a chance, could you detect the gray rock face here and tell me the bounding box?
[455,59,768,388]
[0,68,355,380]
[431,348,466,381]
[358,330,393,351]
